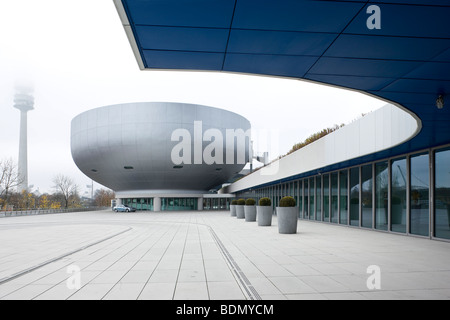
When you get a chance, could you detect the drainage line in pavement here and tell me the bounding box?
[208,227,262,300]
[0,227,132,285]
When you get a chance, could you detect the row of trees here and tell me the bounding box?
[0,158,115,211]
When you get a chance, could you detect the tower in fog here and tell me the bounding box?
[13,86,34,192]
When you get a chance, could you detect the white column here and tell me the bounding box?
[154,197,161,212]
[197,197,203,211]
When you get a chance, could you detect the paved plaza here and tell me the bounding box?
[0,210,449,300]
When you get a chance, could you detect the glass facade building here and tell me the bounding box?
[236,145,450,241]
[121,197,231,212]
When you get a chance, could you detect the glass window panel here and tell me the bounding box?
[298,181,303,218]
[294,181,298,211]
[391,157,407,233]
[350,167,360,226]
[435,148,450,240]
[309,177,315,220]
[375,161,389,230]
[304,179,309,219]
[339,170,348,225]
[361,164,373,228]
[323,174,330,221]
[316,176,321,221]
[331,172,339,223]
[410,153,430,236]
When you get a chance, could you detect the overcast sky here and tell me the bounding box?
[0,0,387,195]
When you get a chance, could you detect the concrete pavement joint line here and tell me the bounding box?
[99,223,178,300]
[208,226,261,300]
[38,225,161,300]
[140,218,261,300]
[0,227,132,286]
[172,223,191,300]
[136,222,186,300]
[98,223,179,300]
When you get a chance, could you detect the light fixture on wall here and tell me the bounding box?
[436,95,445,109]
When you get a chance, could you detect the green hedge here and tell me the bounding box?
[231,200,238,205]
[279,196,296,207]
[245,198,256,206]
[258,197,272,206]
[237,199,246,205]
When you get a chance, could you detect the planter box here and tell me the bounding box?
[236,205,245,219]
[230,205,237,217]
[257,206,272,226]
[276,207,298,234]
[244,206,256,222]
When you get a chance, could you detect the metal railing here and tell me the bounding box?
[0,206,108,218]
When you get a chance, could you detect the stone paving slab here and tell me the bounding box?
[0,210,449,300]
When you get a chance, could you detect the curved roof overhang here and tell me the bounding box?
[113,0,450,167]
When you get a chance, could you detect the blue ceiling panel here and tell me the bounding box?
[123,0,235,28]
[404,62,450,81]
[309,57,420,78]
[345,4,450,38]
[135,26,229,52]
[371,91,442,106]
[227,30,336,56]
[305,74,394,91]
[383,79,450,94]
[224,53,318,78]
[142,50,224,70]
[232,0,365,33]
[117,0,450,175]
[325,35,450,61]
[369,0,450,5]
[434,48,450,62]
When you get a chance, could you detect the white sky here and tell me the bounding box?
[0,0,387,195]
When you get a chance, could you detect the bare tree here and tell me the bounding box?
[94,189,115,207]
[0,158,23,209]
[52,174,78,209]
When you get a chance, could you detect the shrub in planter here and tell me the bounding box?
[257,197,272,226]
[245,198,256,206]
[244,198,256,222]
[277,196,297,234]
[236,199,246,219]
[230,199,238,217]
[279,196,296,207]
[259,197,271,207]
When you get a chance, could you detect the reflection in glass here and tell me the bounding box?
[323,174,330,221]
[304,179,309,219]
[350,167,360,226]
[340,170,348,225]
[310,177,315,220]
[298,181,303,218]
[331,172,338,223]
[361,164,373,228]
[375,161,389,230]
[294,181,298,210]
[435,148,450,240]
[391,157,407,233]
[410,153,429,236]
[316,176,322,221]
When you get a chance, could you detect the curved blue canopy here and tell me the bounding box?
[115,0,450,168]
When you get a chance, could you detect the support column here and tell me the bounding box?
[154,197,161,212]
[197,197,203,211]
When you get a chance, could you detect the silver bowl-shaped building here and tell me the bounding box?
[71,102,251,211]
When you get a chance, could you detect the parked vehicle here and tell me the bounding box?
[113,204,136,212]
